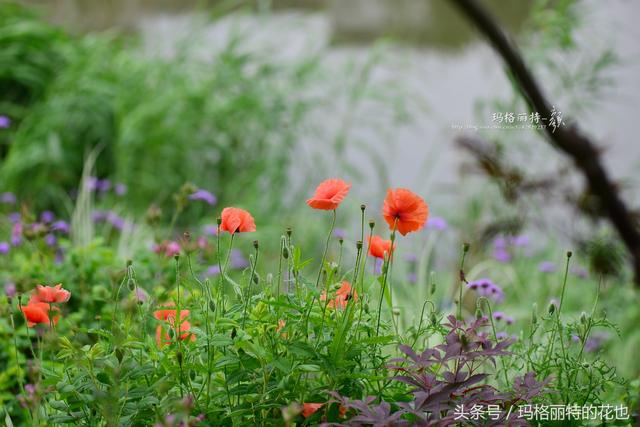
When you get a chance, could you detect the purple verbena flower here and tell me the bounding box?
[51,220,70,234]
[1,192,16,204]
[0,242,9,254]
[374,257,383,275]
[135,287,148,302]
[492,311,505,321]
[86,177,99,191]
[570,265,588,279]
[203,225,218,236]
[44,234,57,247]
[115,183,127,196]
[205,265,221,276]
[538,261,556,273]
[4,282,16,298]
[8,212,21,223]
[426,216,447,230]
[40,210,55,223]
[493,247,511,263]
[97,179,111,192]
[0,115,11,128]
[496,331,508,340]
[189,189,217,206]
[511,235,530,247]
[467,278,504,303]
[407,272,417,283]
[333,228,346,240]
[504,315,515,325]
[404,253,418,263]
[11,223,22,246]
[230,249,249,269]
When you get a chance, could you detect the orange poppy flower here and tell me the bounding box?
[367,235,395,259]
[153,309,190,322]
[302,403,323,418]
[220,207,256,234]
[320,281,357,309]
[30,284,71,304]
[21,302,60,327]
[382,188,429,236]
[306,179,351,210]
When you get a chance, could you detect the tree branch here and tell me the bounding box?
[450,0,640,285]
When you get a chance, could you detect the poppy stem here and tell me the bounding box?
[304,209,337,338]
[375,224,397,338]
[241,244,259,329]
[457,244,469,321]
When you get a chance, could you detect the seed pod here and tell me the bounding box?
[282,246,289,259]
[216,217,222,226]
[360,204,366,212]
[356,240,363,250]
[209,300,216,313]
[253,240,259,249]
[368,220,375,229]
[548,303,556,315]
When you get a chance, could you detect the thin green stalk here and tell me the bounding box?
[242,244,260,329]
[375,224,397,337]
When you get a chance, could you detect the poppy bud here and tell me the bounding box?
[567,251,573,259]
[168,328,175,338]
[282,246,289,259]
[475,308,483,319]
[174,254,180,261]
[115,348,124,363]
[231,327,237,339]
[392,308,400,316]
[463,242,470,253]
[431,313,438,326]
[252,273,259,284]
[189,370,196,381]
[126,259,133,267]
[548,303,556,315]
[429,272,436,295]
[127,280,135,291]
[531,303,538,325]
[338,237,344,245]
[580,311,588,325]
[368,220,375,229]
[216,217,222,226]
[364,303,369,314]
[356,240,363,250]
[209,300,216,312]
[253,240,259,249]
[176,351,183,366]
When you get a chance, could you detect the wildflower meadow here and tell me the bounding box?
[2,1,640,426]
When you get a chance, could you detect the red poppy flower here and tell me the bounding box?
[306,179,351,210]
[220,207,256,234]
[382,188,429,236]
[320,281,357,309]
[31,284,71,304]
[367,235,395,259]
[302,403,323,418]
[21,302,60,327]
[153,309,190,322]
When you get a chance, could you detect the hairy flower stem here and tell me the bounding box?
[457,244,470,320]
[375,224,397,338]
[479,297,510,386]
[543,253,571,376]
[217,232,235,318]
[304,209,337,337]
[241,245,259,329]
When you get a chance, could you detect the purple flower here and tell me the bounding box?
[203,225,218,236]
[493,248,511,263]
[44,234,57,247]
[404,253,418,263]
[189,189,217,205]
[205,265,221,276]
[333,228,346,240]
[91,210,107,222]
[0,115,10,129]
[11,223,22,246]
[538,261,557,273]
[374,258,383,275]
[51,220,70,234]
[4,282,16,298]
[8,212,21,223]
[505,315,515,325]
[426,216,447,230]
[0,242,9,254]
[496,331,508,340]
[135,287,148,302]
[115,183,127,196]
[1,192,16,204]
[230,249,249,269]
[493,236,508,250]
[467,278,505,303]
[407,272,417,283]
[97,179,111,192]
[511,235,530,247]
[54,248,65,264]
[24,384,35,395]
[40,210,55,223]
[492,311,505,321]
[570,265,588,279]
[86,177,99,191]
